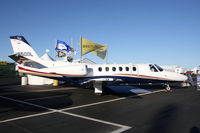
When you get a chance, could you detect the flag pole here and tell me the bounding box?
[54,40,57,60]
[71,37,73,48]
[71,37,74,59]
[80,35,82,62]
[106,44,108,64]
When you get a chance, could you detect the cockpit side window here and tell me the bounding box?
[149,64,158,72]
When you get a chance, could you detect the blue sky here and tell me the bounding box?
[0,0,199,69]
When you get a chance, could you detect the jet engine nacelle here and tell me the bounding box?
[53,64,88,76]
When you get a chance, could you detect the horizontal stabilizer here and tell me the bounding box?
[107,85,151,94]
[9,54,29,64]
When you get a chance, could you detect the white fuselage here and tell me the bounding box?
[17,61,188,84]
[86,63,188,82]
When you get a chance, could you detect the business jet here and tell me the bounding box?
[9,36,188,94]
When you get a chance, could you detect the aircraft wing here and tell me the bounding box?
[107,85,152,94]
[79,77,123,84]
[78,77,152,94]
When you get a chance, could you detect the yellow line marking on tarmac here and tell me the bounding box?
[24,94,68,101]
[0,91,29,96]
[28,87,77,92]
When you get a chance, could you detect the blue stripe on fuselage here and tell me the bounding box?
[32,75,174,84]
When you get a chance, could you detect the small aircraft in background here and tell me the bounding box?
[9,36,188,95]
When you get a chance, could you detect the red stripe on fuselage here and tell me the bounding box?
[18,66,62,76]
[18,66,82,77]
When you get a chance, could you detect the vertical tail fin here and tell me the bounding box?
[10,36,39,59]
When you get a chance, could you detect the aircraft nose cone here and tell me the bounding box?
[170,72,188,82]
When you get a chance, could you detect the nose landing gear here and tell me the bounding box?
[164,84,173,92]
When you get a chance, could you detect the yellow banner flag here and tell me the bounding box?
[91,45,107,60]
[81,37,103,56]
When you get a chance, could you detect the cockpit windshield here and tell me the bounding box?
[149,64,164,72]
[154,64,164,72]
[149,64,158,72]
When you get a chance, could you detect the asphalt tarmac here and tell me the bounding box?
[0,77,200,133]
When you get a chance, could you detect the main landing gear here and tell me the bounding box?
[93,81,103,95]
[82,81,103,95]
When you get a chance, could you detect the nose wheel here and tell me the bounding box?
[164,84,173,92]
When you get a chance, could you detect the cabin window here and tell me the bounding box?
[98,67,102,72]
[125,67,129,71]
[132,67,136,71]
[119,67,123,71]
[105,67,109,71]
[149,64,158,72]
[112,67,116,71]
